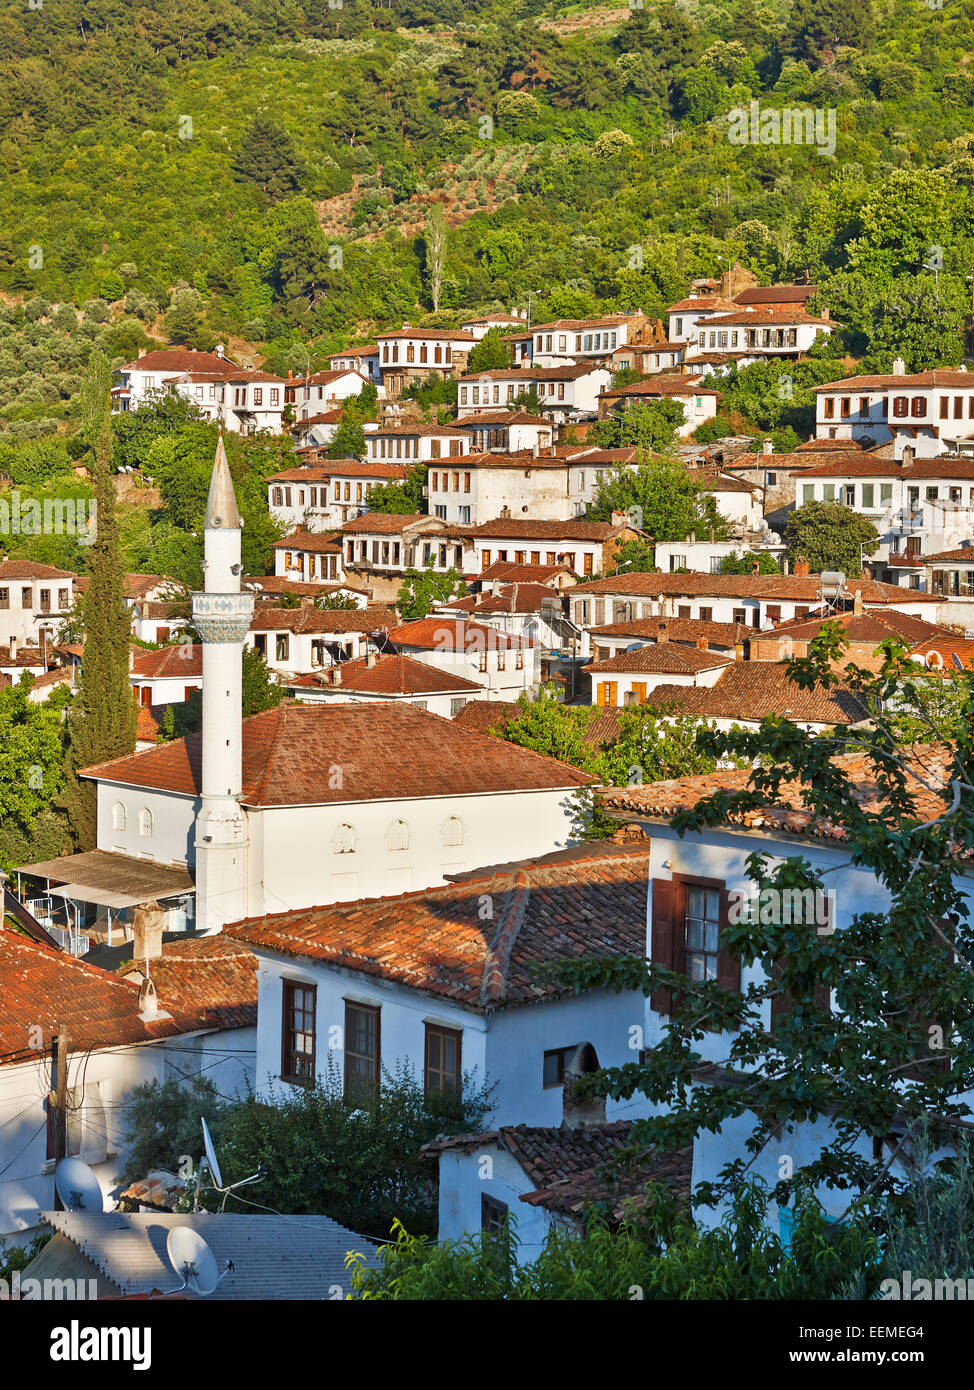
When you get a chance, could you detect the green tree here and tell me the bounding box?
[121,1076,222,1186]
[61,350,137,848]
[718,550,780,575]
[783,501,878,575]
[366,464,429,515]
[396,562,463,620]
[233,115,304,200]
[590,400,686,453]
[587,455,729,544]
[467,328,512,373]
[0,680,71,871]
[327,416,366,459]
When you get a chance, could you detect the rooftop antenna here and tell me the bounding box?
[194,1117,265,1211]
[164,1227,232,1297]
[55,1157,106,1213]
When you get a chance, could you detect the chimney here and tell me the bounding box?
[751,558,760,574]
[696,637,709,650]
[821,307,830,321]
[892,356,907,376]
[137,348,146,359]
[853,587,863,616]
[900,444,914,469]
[734,641,745,661]
[132,899,164,965]
[365,651,378,668]
[762,438,773,456]
[794,558,810,577]
[561,1044,607,1129]
[331,664,342,685]
[657,618,669,641]
[8,636,16,661]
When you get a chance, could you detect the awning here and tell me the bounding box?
[15,850,195,909]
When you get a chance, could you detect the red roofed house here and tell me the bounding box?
[129,642,202,709]
[288,650,483,718]
[597,375,720,438]
[387,616,541,699]
[0,917,256,1239]
[268,459,408,532]
[225,843,654,1131]
[813,361,974,459]
[0,558,76,648]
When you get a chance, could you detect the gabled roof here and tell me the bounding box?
[388,617,529,650]
[272,529,342,554]
[666,296,737,314]
[600,374,719,399]
[813,370,974,391]
[0,559,76,581]
[472,517,626,541]
[763,609,951,647]
[376,328,476,342]
[226,846,649,1012]
[130,644,202,680]
[249,604,394,635]
[923,545,974,563]
[588,616,751,648]
[571,572,938,603]
[733,284,817,306]
[121,348,235,374]
[289,652,482,696]
[641,661,868,725]
[82,702,593,803]
[705,305,834,328]
[268,461,406,482]
[479,561,573,585]
[462,583,566,615]
[584,642,734,676]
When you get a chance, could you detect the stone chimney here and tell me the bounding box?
[8,636,16,661]
[331,664,342,685]
[132,899,164,965]
[901,444,915,469]
[821,307,830,321]
[762,438,773,456]
[696,637,709,651]
[853,587,864,616]
[794,558,810,577]
[751,557,761,574]
[657,618,669,642]
[365,651,378,668]
[892,356,907,376]
[561,1044,606,1129]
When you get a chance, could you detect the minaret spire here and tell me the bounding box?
[191,433,255,932]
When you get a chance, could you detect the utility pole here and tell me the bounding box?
[50,1022,69,1208]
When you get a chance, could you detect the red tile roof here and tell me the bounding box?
[289,652,482,695]
[225,846,649,1011]
[121,349,235,374]
[641,662,868,724]
[924,545,974,563]
[0,928,204,1065]
[249,604,394,635]
[130,645,202,679]
[908,638,974,672]
[763,609,951,647]
[272,530,343,554]
[389,617,529,650]
[601,747,957,846]
[733,285,817,306]
[453,699,626,749]
[473,518,626,541]
[813,370,974,390]
[268,462,406,482]
[0,559,76,580]
[588,616,750,648]
[376,328,476,342]
[571,572,938,603]
[705,305,834,328]
[600,374,719,399]
[82,702,594,802]
[584,642,734,676]
[479,561,572,585]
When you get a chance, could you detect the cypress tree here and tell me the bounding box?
[61,350,137,848]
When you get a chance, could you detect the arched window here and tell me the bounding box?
[112,803,126,833]
[138,808,153,838]
[440,816,464,848]
[332,823,357,855]
[385,819,409,852]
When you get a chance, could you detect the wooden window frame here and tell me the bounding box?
[281,979,317,1085]
[650,874,738,1017]
[344,1000,381,1099]
[424,1023,462,1095]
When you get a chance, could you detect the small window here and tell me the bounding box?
[138,808,153,838]
[425,1023,462,1095]
[385,819,409,852]
[481,1194,509,1234]
[112,803,126,832]
[333,823,357,854]
[281,980,316,1084]
[441,815,464,846]
[543,1045,580,1089]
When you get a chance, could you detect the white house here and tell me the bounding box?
[288,650,482,718]
[598,748,974,1230]
[597,375,720,439]
[366,424,470,464]
[459,312,526,340]
[690,305,834,359]
[813,363,974,458]
[268,461,408,532]
[924,543,974,629]
[429,454,577,527]
[225,844,653,1133]
[387,616,541,700]
[470,516,646,581]
[111,347,237,415]
[452,412,554,457]
[272,530,346,585]
[246,604,397,678]
[638,660,869,733]
[296,368,377,419]
[584,642,734,708]
[129,642,202,710]
[666,296,738,346]
[328,345,381,384]
[0,559,75,647]
[340,513,475,582]
[457,365,611,423]
[376,328,476,395]
[569,571,940,642]
[508,314,651,370]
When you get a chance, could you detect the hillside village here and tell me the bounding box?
[2,271,974,1307]
[3,0,974,1321]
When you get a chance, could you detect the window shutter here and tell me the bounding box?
[650,878,676,1015]
[715,889,741,994]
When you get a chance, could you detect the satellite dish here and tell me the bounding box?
[201,1117,223,1190]
[55,1157,105,1212]
[952,653,964,671]
[166,1227,222,1297]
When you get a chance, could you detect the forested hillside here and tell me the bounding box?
[2,0,974,414]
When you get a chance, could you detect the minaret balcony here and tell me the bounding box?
[192,592,255,643]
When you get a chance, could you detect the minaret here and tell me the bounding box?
[191,434,254,932]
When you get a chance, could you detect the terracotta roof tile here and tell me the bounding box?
[289,652,482,695]
[389,617,530,650]
[225,848,649,1011]
[120,936,257,1031]
[641,662,868,724]
[268,462,406,482]
[572,572,938,603]
[249,604,394,635]
[130,645,202,679]
[82,702,593,803]
[584,642,734,676]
